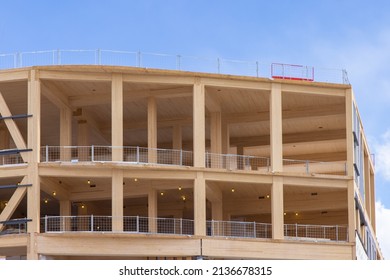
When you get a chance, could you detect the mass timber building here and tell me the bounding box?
[0,63,382,260]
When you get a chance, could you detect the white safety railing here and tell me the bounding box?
[40,146,347,176]
[284,223,348,242]
[0,154,25,166]
[207,220,272,239]
[41,146,193,167]
[0,49,349,84]
[283,159,347,175]
[206,152,270,172]
[43,215,194,235]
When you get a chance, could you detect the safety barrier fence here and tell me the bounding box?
[0,218,31,235]
[0,49,349,84]
[206,220,272,239]
[0,153,25,166]
[284,223,348,242]
[39,215,347,243]
[38,146,347,176]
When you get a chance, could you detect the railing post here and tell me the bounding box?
[137,51,141,67]
[91,215,94,232]
[62,216,65,232]
[136,216,139,232]
[136,146,140,163]
[305,224,308,238]
[45,145,49,162]
[295,223,298,237]
[45,215,48,233]
[217,58,220,74]
[253,221,256,238]
[336,225,339,241]
[91,145,94,162]
[180,150,183,166]
[57,49,61,65]
[97,48,102,65]
[176,55,181,70]
[256,61,259,77]
[180,218,182,235]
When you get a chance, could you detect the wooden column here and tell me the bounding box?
[173,125,182,165]
[112,169,124,232]
[364,153,371,217]
[27,233,38,260]
[27,70,40,260]
[148,188,158,233]
[370,172,376,231]
[60,200,72,231]
[60,107,72,161]
[345,89,354,176]
[210,112,222,168]
[347,180,356,258]
[194,172,206,236]
[112,74,123,162]
[148,97,157,163]
[271,176,284,240]
[173,125,182,150]
[77,120,89,161]
[221,121,230,154]
[270,83,283,172]
[193,82,206,167]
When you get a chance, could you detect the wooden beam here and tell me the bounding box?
[0,70,29,82]
[41,82,71,110]
[27,69,41,234]
[148,97,157,163]
[282,83,347,97]
[0,91,28,162]
[193,81,205,167]
[205,93,221,113]
[270,83,283,172]
[194,173,206,236]
[148,188,158,233]
[112,169,124,231]
[271,176,284,239]
[39,70,111,81]
[345,89,354,176]
[0,177,28,231]
[69,86,192,107]
[112,73,123,161]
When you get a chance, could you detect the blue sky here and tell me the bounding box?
[1,0,390,257]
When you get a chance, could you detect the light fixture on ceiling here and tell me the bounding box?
[182,195,186,201]
[44,199,48,204]
[160,192,164,196]
[266,194,270,199]
[52,191,57,196]
[231,188,235,193]
[134,178,138,182]
[178,186,182,191]
[87,179,91,185]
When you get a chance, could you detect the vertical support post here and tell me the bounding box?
[27,70,41,260]
[347,180,356,258]
[112,73,123,162]
[194,172,206,236]
[193,80,205,168]
[210,112,222,168]
[91,214,94,232]
[148,188,157,233]
[45,145,49,162]
[270,83,283,172]
[44,216,48,233]
[271,176,284,240]
[112,169,124,232]
[60,107,72,161]
[91,145,94,162]
[136,146,140,163]
[148,97,158,164]
[345,88,354,177]
[173,125,182,165]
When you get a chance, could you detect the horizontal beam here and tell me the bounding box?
[0,218,32,225]
[0,184,32,190]
[0,114,32,121]
[0,148,32,156]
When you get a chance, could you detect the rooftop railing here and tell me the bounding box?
[39,146,347,176]
[0,49,349,84]
[206,220,272,239]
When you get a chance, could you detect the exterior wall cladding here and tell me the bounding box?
[0,64,382,260]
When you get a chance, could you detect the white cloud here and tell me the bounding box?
[375,201,390,259]
[373,131,390,181]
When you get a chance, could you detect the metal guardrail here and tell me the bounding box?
[0,153,25,166]
[207,220,272,239]
[39,146,347,176]
[41,215,347,243]
[0,49,349,84]
[284,223,348,242]
[43,215,194,235]
[40,145,193,167]
[0,218,31,235]
[206,152,269,172]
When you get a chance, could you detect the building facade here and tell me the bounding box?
[0,64,382,260]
